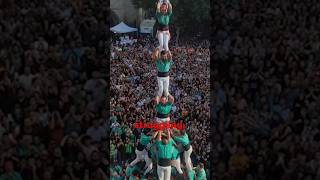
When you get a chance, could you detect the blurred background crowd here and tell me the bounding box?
[213,0,320,179]
[0,0,108,179]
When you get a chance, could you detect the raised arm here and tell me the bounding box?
[167,51,172,61]
[170,128,180,136]
[155,96,160,105]
[152,49,159,61]
[152,130,159,140]
[168,94,174,104]
[166,129,171,140]
[168,3,172,14]
[157,130,163,141]
[156,2,161,13]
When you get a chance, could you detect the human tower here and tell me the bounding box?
[127,1,207,180]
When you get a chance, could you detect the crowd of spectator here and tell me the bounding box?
[0,0,108,179]
[109,34,211,179]
[213,0,320,179]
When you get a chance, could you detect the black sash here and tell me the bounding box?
[184,143,191,151]
[157,71,169,77]
[158,158,171,167]
[158,24,169,31]
[137,142,146,151]
[157,113,170,118]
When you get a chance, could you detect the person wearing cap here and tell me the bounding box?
[155,1,172,51]
[129,129,154,176]
[195,163,207,180]
[152,49,172,98]
[154,94,174,122]
[155,129,175,180]
[171,129,193,170]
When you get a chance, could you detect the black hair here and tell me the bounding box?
[160,50,166,56]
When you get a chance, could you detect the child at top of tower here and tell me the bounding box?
[155,1,172,52]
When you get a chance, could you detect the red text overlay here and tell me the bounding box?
[133,121,185,130]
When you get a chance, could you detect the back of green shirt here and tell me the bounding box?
[188,170,195,180]
[197,168,207,180]
[156,58,172,72]
[156,102,172,114]
[171,146,179,160]
[173,133,190,146]
[155,139,174,159]
[140,133,151,146]
[125,165,138,177]
[156,11,172,25]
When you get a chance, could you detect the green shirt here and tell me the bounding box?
[171,146,179,160]
[156,11,172,25]
[140,133,151,146]
[0,172,23,180]
[197,168,207,180]
[155,139,174,159]
[125,143,134,154]
[188,170,195,180]
[173,133,190,146]
[126,165,138,177]
[110,144,116,156]
[156,102,172,114]
[156,58,172,72]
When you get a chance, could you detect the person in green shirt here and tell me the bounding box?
[195,163,207,180]
[125,138,134,159]
[128,170,139,180]
[129,129,155,177]
[155,1,172,51]
[155,129,176,180]
[155,94,174,122]
[187,169,196,180]
[171,129,193,170]
[152,49,173,99]
[170,144,183,175]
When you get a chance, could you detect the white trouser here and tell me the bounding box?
[156,117,170,123]
[184,146,193,170]
[129,149,148,166]
[171,157,183,174]
[157,76,170,97]
[157,165,171,180]
[157,30,170,51]
[143,152,153,175]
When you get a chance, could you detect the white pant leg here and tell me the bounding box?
[157,165,165,180]
[184,146,193,170]
[163,76,170,97]
[157,31,164,51]
[157,77,164,97]
[164,166,171,180]
[129,149,144,166]
[172,157,183,174]
[144,154,153,175]
[163,31,170,51]
[156,117,170,123]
